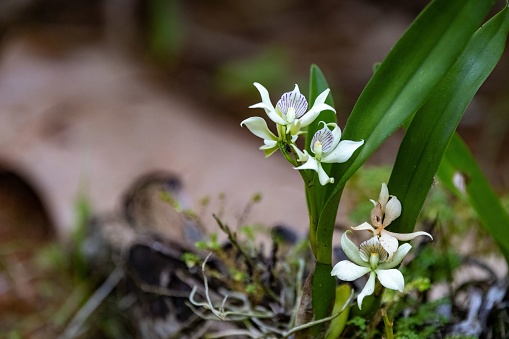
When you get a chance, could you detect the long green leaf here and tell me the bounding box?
[332,0,494,191]
[438,134,509,261]
[316,0,495,264]
[388,6,509,238]
[307,65,337,230]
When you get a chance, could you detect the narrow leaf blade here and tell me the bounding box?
[388,6,509,236]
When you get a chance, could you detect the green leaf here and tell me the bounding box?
[317,0,495,264]
[438,134,509,261]
[306,65,337,234]
[388,6,509,237]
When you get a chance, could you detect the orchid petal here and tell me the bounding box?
[249,102,275,113]
[331,260,370,281]
[277,85,308,119]
[250,83,287,125]
[251,82,274,110]
[311,122,334,154]
[378,183,389,209]
[261,139,277,147]
[262,146,278,158]
[351,222,376,233]
[317,163,334,185]
[328,123,342,151]
[383,196,402,226]
[300,103,336,128]
[292,146,308,162]
[321,139,364,164]
[376,269,405,292]
[299,88,335,127]
[260,140,278,158]
[379,232,399,258]
[240,117,278,141]
[357,272,376,310]
[340,231,366,266]
[378,243,412,270]
[294,155,319,172]
[292,84,301,96]
[383,229,433,242]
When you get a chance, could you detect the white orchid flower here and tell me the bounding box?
[293,122,364,185]
[352,183,433,257]
[243,82,336,136]
[331,231,411,310]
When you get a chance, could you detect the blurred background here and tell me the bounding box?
[0,0,508,337]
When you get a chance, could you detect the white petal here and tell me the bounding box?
[294,155,319,172]
[379,233,399,258]
[340,231,366,267]
[378,183,389,209]
[252,82,273,109]
[251,83,287,125]
[249,102,274,113]
[331,261,370,281]
[240,117,278,141]
[292,145,308,162]
[378,242,412,270]
[383,196,401,226]
[299,88,336,127]
[277,85,308,119]
[376,269,404,292]
[321,139,364,164]
[328,123,342,151]
[260,140,278,158]
[293,84,301,96]
[300,104,336,128]
[262,139,277,147]
[317,163,334,185]
[357,272,376,310]
[311,122,334,154]
[383,229,433,242]
[351,222,376,233]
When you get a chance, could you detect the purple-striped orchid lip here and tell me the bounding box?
[276,88,308,119]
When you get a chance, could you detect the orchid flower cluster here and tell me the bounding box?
[331,183,433,309]
[241,83,364,185]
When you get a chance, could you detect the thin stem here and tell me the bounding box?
[382,309,394,339]
[212,214,280,302]
[305,184,318,257]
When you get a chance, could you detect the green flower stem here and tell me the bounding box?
[305,177,319,256]
[279,140,319,255]
[382,310,394,339]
